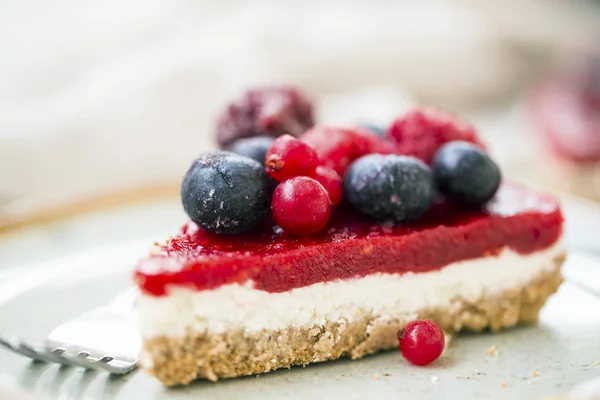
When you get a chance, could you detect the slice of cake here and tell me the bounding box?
[133,88,565,386]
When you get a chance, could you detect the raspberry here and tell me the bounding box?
[266,135,319,182]
[302,126,394,176]
[272,177,332,236]
[311,166,343,206]
[398,320,445,366]
[216,86,314,148]
[388,107,486,164]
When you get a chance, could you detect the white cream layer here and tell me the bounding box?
[138,241,565,339]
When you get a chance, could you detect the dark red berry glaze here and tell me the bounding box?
[388,107,486,164]
[311,166,343,206]
[529,81,600,163]
[399,320,445,365]
[302,126,394,175]
[134,184,563,296]
[266,135,319,181]
[216,86,314,148]
[272,177,332,236]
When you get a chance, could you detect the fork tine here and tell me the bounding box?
[0,335,138,373]
[17,342,53,362]
[0,335,70,365]
[0,287,140,374]
[0,335,44,361]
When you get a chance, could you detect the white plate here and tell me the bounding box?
[0,197,600,400]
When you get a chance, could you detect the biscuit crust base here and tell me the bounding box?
[142,254,565,386]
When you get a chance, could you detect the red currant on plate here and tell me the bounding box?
[271,176,332,236]
[398,320,445,366]
[266,135,319,182]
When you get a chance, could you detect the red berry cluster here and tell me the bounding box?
[266,134,342,236]
[265,123,401,236]
[216,86,488,237]
[262,109,486,236]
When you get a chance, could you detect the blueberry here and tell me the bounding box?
[344,154,435,222]
[360,124,387,138]
[228,136,274,165]
[181,151,273,234]
[432,141,501,207]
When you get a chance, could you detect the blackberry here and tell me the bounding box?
[216,86,314,148]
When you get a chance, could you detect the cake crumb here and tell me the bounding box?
[373,374,381,380]
[383,373,392,377]
[443,332,453,350]
[501,381,509,388]
[431,376,439,383]
[594,361,599,367]
[475,369,486,375]
[487,345,499,356]
[533,370,541,377]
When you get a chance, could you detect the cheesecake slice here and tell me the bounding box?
[134,183,565,386]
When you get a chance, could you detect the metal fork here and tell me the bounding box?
[0,287,141,374]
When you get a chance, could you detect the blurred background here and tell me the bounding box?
[1,0,600,230]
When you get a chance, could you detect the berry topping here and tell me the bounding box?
[228,136,274,165]
[271,176,332,236]
[216,86,314,148]
[311,166,343,206]
[302,126,394,175]
[266,135,319,182]
[344,154,435,222]
[432,141,501,207]
[181,151,273,234]
[360,124,386,138]
[398,320,445,366]
[388,107,485,164]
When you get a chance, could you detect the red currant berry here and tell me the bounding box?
[266,134,319,181]
[272,176,332,236]
[311,166,343,206]
[398,320,445,366]
[388,107,486,164]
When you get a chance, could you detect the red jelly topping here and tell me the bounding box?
[135,184,563,296]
